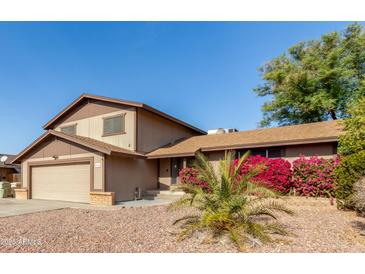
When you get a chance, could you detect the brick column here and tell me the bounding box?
[90,192,115,206]
[14,188,28,200]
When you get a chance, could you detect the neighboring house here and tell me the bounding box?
[0,154,20,181]
[11,94,343,205]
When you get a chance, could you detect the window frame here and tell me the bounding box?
[102,113,126,137]
[60,124,77,135]
[267,147,285,158]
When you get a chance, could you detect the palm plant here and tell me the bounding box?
[170,151,294,251]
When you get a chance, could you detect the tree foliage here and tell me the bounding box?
[338,97,365,156]
[255,23,365,127]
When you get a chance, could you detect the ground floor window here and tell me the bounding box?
[236,146,285,158]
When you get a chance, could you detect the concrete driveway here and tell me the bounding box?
[0,198,173,217]
[0,199,85,217]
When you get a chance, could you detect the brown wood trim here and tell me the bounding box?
[102,156,106,192]
[102,113,126,137]
[43,93,206,135]
[147,152,196,159]
[13,130,112,164]
[200,138,339,153]
[11,131,50,164]
[135,108,139,152]
[27,157,96,199]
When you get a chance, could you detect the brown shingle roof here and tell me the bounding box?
[11,130,145,164]
[51,130,146,157]
[146,120,343,158]
[43,93,205,134]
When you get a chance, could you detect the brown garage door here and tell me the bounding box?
[31,163,91,203]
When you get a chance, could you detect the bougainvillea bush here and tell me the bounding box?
[179,154,340,197]
[178,167,210,191]
[235,155,293,194]
[292,155,340,197]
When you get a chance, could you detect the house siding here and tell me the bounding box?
[283,142,337,162]
[137,108,199,153]
[54,100,137,151]
[105,155,158,201]
[20,137,105,191]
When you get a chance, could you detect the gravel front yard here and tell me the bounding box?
[1,197,365,252]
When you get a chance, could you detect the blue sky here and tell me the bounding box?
[0,22,361,154]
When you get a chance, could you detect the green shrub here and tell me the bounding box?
[353,177,365,216]
[338,97,365,156]
[335,150,365,208]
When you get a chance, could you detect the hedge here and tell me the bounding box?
[235,155,293,194]
[335,150,365,209]
[292,156,340,197]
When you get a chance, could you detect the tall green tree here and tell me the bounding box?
[338,97,365,156]
[255,23,365,127]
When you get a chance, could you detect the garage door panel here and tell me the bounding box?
[31,163,90,203]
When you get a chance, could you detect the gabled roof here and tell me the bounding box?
[147,120,343,158]
[11,130,146,164]
[43,93,206,134]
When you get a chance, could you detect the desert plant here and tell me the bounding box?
[353,177,365,216]
[236,155,293,194]
[292,155,340,197]
[335,150,365,208]
[171,151,293,251]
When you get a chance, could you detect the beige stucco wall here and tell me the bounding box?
[54,101,137,151]
[20,137,104,191]
[105,155,158,201]
[137,109,199,153]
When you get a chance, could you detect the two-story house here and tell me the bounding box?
[11,94,204,204]
[12,93,343,205]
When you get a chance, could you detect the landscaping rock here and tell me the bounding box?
[0,197,364,252]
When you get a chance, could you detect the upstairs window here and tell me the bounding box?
[60,124,76,135]
[103,114,125,136]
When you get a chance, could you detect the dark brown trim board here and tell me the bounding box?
[43,93,206,134]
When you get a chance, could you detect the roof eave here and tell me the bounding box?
[42,94,206,135]
[11,130,114,164]
[200,137,339,153]
[110,151,146,159]
[147,152,197,159]
[50,130,112,155]
[11,131,51,164]
[145,137,339,158]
